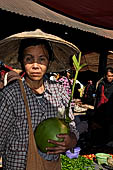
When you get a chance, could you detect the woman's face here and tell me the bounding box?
[106,71,113,83]
[23,44,49,81]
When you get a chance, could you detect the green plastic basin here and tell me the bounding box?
[95,153,112,165]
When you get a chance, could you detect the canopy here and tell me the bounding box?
[38,0,113,30]
[0,0,113,39]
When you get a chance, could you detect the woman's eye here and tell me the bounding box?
[26,58,31,61]
[23,55,48,64]
[40,57,47,62]
[25,56,33,63]
[40,57,45,61]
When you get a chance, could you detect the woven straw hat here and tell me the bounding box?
[0,29,80,72]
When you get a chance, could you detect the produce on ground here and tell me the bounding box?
[61,154,95,170]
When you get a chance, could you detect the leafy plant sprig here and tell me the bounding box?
[65,52,86,124]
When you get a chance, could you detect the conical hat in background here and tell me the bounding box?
[0,29,80,72]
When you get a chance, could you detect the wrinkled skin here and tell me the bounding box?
[23,44,49,94]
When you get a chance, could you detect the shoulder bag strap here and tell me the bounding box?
[18,79,61,170]
[18,79,43,170]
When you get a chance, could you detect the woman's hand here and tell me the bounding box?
[46,132,77,154]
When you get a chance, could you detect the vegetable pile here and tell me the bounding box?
[61,154,95,170]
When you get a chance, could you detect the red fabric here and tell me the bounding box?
[38,0,113,29]
[4,64,13,71]
[84,84,90,98]
[0,65,13,79]
[97,85,108,108]
[20,72,25,78]
[0,70,5,82]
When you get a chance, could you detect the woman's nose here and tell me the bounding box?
[32,62,40,68]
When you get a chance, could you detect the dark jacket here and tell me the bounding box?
[94,78,113,125]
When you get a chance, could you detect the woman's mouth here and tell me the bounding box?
[31,72,41,76]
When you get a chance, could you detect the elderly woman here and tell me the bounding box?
[0,38,79,170]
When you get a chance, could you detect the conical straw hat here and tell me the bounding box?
[0,29,80,72]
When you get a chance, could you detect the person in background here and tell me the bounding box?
[73,83,81,99]
[58,70,72,97]
[4,70,21,86]
[82,80,95,106]
[49,72,57,81]
[58,69,75,111]
[89,67,113,145]
[0,61,20,89]
[0,38,79,170]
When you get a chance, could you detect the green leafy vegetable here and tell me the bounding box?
[61,155,95,170]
